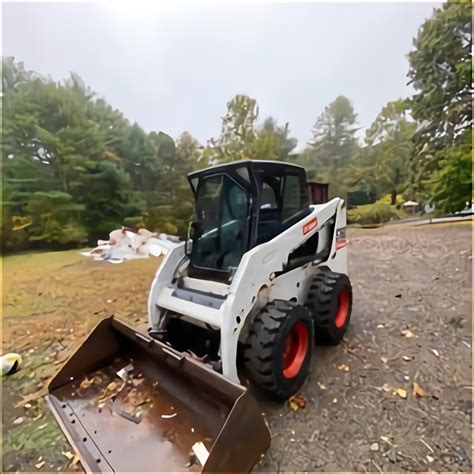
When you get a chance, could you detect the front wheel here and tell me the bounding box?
[243,300,314,401]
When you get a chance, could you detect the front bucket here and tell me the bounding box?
[46,317,270,472]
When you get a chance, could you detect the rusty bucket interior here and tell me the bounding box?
[46,316,270,473]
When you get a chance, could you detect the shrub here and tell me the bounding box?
[348,202,407,226]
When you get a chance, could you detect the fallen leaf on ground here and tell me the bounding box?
[413,381,429,398]
[13,417,24,425]
[402,355,411,361]
[338,363,350,372]
[35,461,45,469]
[381,357,388,364]
[394,388,407,399]
[426,455,434,463]
[380,435,394,446]
[380,383,392,392]
[288,394,306,411]
[15,388,47,408]
[431,349,440,357]
[62,451,74,461]
[401,328,415,338]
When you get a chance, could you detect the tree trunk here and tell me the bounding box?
[391,189,397,205]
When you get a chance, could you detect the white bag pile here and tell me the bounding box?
[81,227,181,263]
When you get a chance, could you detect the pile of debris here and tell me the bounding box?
[81,227,181,263]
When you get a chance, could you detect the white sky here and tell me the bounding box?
[3,1,438,147]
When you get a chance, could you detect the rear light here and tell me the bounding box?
[336,228,349,250]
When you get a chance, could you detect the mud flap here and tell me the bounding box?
[46,316,270,473]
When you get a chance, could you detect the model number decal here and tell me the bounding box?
[303,217,318,235]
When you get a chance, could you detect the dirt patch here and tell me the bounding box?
[2,222,472,472]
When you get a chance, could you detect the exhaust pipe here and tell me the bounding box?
[46,317,270,472]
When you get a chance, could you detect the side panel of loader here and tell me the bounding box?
[47,317,270,472]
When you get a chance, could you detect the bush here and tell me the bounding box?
[348,202,407,226]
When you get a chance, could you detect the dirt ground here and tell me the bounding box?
[2,221,472,472]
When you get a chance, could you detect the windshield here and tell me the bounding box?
[191,174,250,272]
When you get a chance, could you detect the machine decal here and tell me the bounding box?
[303,217,318,235]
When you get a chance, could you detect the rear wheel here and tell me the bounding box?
[243,300,314,401]
[305,268,353,344]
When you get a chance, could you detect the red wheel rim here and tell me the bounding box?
[335,289,350,328]
[282,322,309,379]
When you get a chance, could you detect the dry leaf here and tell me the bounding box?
[338,364,350,372]
[394,388,407,399]
[62,451,74,461]
[70,452,81,466]
[413,381,429,398]
[15,388,47,408]
[288,394,307,411]
[381,357,388,364]
[401,328,415,338]
[380,435,394,446]
[35,461,45,469]
[431,349,440,357]
[79,377,94,389]
[13,417,24,425]
[380,383,392,392]
[402,355,411,361]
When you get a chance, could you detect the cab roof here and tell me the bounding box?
[187,160,305,181]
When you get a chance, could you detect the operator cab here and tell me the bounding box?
[187,160,311,282]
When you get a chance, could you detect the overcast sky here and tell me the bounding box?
[3,1,438,147]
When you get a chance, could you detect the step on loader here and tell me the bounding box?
[47,160,352,472]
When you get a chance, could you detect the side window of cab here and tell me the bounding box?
[282,174,304,222]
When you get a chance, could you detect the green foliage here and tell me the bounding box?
[348,201,407,226]
[425,129,472,213]
[363,99,416,204]
[1,57,202,251]
[408,1,472,212]
[204,95,297,164]
[295,95,360,200]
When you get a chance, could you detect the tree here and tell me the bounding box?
[1,57,173,249]
[252,117,298,161]
[364,99,416,204]
[407,1,472,212]
[204,95,259,164]
[298,96,360,199]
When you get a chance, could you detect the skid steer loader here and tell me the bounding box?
[46,160,352,472]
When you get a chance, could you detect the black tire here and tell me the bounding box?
[243,300,314,401]
[305,268,353,344]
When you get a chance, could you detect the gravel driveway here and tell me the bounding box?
[257,221,472,472]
